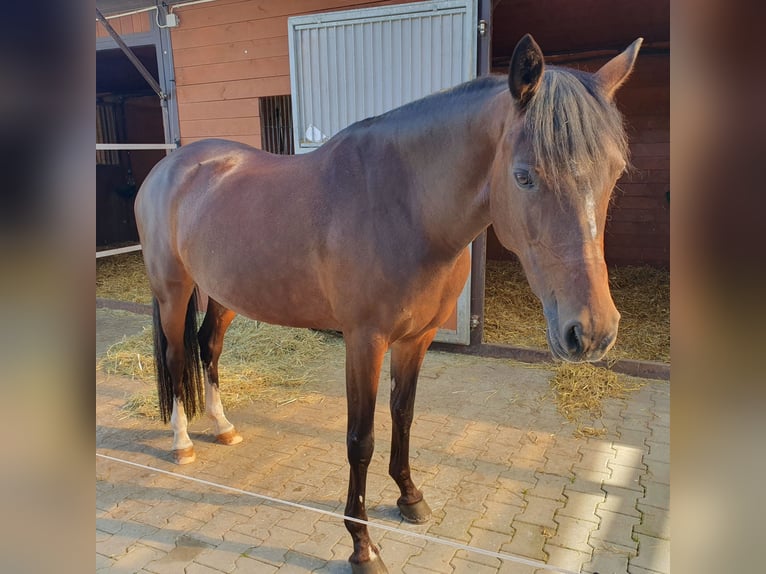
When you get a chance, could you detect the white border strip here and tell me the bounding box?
[96,452,579,574]
[96,244,142,259]
[96,143,177,150]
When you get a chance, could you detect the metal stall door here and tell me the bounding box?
[288,0,477,344]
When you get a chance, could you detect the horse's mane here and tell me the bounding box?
[525,67,629,194]
[341,68,628,196]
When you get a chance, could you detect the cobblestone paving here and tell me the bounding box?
[97,308,669,573]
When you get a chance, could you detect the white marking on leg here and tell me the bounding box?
[585,190,597,240]
[359,495,364,504]
[170,398,193,451]
[391,377,396,392]
[205,371,235,436]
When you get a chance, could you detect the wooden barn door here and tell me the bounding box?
[288,0,478,343]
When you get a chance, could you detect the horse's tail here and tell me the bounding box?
[152,292,204,424]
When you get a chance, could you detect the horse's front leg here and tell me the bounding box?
[343,333,388,574]
[388,330,436,523]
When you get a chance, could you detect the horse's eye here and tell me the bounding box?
[514,169,534,189]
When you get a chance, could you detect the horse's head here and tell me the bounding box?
[489,34,642,362]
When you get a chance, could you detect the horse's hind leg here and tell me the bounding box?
[388,329,438,523]
[197,297,242,446]
[154,282,204,465]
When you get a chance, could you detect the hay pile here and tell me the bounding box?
[549,363,644,437]
[99,316,339,419]
[96,252,152,304]
[484,258,670,363]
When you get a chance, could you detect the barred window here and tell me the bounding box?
[96,102,120,165]
[259,95,294,155]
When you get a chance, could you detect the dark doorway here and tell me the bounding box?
[96,45,165,247]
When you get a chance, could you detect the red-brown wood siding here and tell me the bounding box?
[96,12,151,38]
[170,0,409,147]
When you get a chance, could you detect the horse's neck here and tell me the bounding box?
[394,89,507,259]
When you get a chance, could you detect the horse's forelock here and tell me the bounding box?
[523,67,629,196]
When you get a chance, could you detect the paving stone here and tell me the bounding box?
[144,535,213,574]
[403,564,446,574]
[465,460,507,487]
[617,413,652,432]
[197,509,251,541]
[196,541,250,573]
[291,519,346,561]
[630,534,670,573]
[591,509,640,552]
[611,443,648,468]
[575,448,615,473]
[599,485,642,518]
[501,522,548,562]
[531,473,570,501]
[643,441,670,464]
[109,543,164,573]
[615,429,650,453]
[514,496,564,529]
[185,562,227,574]
[548,515,595,553]
[635,504,670,541]
[638,480,669,511]
[408,542,457,572]
[643,461,669,485]
[96,521,159,559]
[377,537,422,572]
[604,462,645,492]
[278,550,328,572]
[234,554,279,573]
[450,556,500,573]
[558,490,604,524]
[499,464,538,487]
[95,553,115,571]
[452,482,497,510]
[428,505,482,542]
[567,469,609,495]
[544,545,591,573]
[459,527,513,568]
[473,500,522,535]
[497,560,546,574]
[582,549,632,573]
[541,449,576,477]
[97,517,123,535]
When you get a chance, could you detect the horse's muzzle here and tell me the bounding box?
[545,305,620,363]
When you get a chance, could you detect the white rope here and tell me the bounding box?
[96,452,579,574]
[96,143,177,150]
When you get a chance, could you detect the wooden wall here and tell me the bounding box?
[96,11,151,38]
[170,0,406,148]
[605,52,670,268]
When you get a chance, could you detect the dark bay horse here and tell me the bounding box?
[135,34,642,573]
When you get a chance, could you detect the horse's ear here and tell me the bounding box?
[594,38,643,100]
[508,34,544,109]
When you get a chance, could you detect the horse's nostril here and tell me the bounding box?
[565,322,584,356]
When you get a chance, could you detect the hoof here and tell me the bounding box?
[350,555,388,574]
[173,447,196,465]
[398,498,432,524]
[215,429,243,446]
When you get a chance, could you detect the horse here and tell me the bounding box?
[134,34,642,573]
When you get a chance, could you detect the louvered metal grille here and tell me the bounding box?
[288,0,476,153]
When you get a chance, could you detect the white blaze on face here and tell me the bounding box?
[585,190,598,240]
